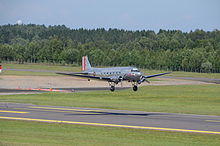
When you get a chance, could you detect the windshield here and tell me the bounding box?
[131,68,139,72]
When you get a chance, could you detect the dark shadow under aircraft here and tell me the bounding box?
[57,56,171,92]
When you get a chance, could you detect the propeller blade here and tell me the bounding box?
[145,80,150,83]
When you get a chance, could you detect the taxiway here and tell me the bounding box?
[0,103,220,134]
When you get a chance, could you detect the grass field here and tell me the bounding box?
[1,63,80,76]
[1,63,220,79]
[1,84,220,116]
[1,119,220,146]
[2,63,80,72]
[1,63,220,145]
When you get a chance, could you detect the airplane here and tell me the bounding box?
[57,56,171,92]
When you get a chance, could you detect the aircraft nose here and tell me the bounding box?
[137,72,142,75]
[135,72,142,77]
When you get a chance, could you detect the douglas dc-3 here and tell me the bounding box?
[57,56,171,92]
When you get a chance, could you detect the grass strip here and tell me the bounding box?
[0,119,220,146]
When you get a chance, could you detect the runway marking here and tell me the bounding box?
[206,120,220,123]
[28,106,101,112]
[0,110,28,114]
[0,116,220,134]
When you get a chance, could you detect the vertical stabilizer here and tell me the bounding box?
[82,56,92,71]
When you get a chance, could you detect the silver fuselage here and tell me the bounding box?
[85,67,142,82]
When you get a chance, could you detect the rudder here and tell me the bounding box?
[81,56,92,71]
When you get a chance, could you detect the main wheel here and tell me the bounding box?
[110,86,115,92]
[133,85,138,91]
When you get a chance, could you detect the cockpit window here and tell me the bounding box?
[131,68,139,72]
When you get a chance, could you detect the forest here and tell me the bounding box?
[0,24,220,73]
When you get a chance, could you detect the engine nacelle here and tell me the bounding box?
[110,76,122,83]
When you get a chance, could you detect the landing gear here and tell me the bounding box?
[133,85,138,91]
[110,86,115,92]
[131,81,138,92]
[109,82,116,92]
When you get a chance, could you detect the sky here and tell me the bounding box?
[0,0,219,32]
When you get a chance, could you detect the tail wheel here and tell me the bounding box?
[110,86,115,92]
[133,85,138,91]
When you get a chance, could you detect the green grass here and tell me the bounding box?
[1,84,220,116]
[0,119,220,146]
[1,70,58,76]
[1,63,80,76]
[2,63,80,72]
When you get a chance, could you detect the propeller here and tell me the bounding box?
[138,76,150,84]
[145,79,150,83]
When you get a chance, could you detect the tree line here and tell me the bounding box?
[0,24,220,72]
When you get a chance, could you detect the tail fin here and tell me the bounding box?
[82,56,92,71]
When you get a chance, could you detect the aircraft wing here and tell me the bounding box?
[56,72,89,76]
[137,72,171,84]
[56,72,111,81]
[56,71,89,75]
[144,72,171,79]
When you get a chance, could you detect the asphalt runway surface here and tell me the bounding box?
[0,88,44,95]
[0,103,220,134]
[0,87,129,95]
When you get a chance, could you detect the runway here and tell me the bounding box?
[0,87,129,95]
[0,103,220,134]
